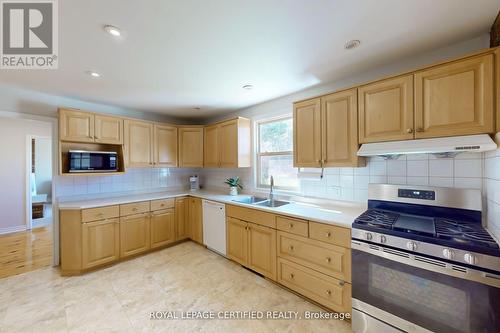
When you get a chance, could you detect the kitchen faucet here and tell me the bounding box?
[269,175,274,203]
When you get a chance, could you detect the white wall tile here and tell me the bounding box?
[369,175,387,184]
[407,154,429,161]
[354,175,369,190]
[369,161,386,176]
[454,159,482,178]
[387,160,407,177]
[407,160,428,177]
[454,177,482,190]
[407,176,429,186]
[429,177,454,187]
[325,174,340,187]
[429,159,454,177]
[340,175,354,188]
[388,176,406,185]
[485,156,500,180]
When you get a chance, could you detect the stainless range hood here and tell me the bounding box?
[357,134,497,157]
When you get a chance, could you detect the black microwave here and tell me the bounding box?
[68,150,118,173]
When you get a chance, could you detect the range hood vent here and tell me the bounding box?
[357,134,497,157]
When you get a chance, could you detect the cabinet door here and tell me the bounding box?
[120,213,151,258]
[293,98,321,167]
[226,217,248,266]
[322,89,363,167]
[175,197,189,240]
[358,75,414,143]
[150,208,175,249]
[219,119,238,168]
[124,120,153,167]
[247,222,277,280]
[178,127,204,167]
[204,125,219,167]
[414,54,494,138]
[154,124,178,167]
[94,115,123,144]
[188,197,203,244]
[59,109,95,143]
[82,218,120,269]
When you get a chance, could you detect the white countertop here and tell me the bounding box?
[58,189,366,228]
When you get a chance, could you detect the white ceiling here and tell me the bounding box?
[0,0,498,118]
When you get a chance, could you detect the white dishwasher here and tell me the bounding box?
[202,200,226,257]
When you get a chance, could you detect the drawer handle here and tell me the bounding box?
[325,290,332,296]
[289,245,294,251]
[289,273,294,279]
[325,231,331,238]
[338,281,345,287]
[325,257,331,263]
[160,203,165,207]
[289,223,294,229]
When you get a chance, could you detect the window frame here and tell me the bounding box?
[255,115,299,192]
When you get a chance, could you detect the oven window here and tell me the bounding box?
[352,249,500,333]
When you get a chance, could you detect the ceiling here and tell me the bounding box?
[0,0,498,118]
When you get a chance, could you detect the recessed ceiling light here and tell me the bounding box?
[85,70,101,78]
[103,25,122,37]
[344,39,360,50]
[242,84,253,90]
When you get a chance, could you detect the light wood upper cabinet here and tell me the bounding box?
[293,98,321,167]
[358,75,414,143]
[59,109,95,143]
[322,89,364,167]
[150,208,175,249]
[178,127,204,167]
[175,197,189,241]
[119,213,151,258]
[204,118,251,168]
[247,222,277,280]
[154,124,178,167]
[188,197,203,244]
[414,54,494,138]
[94,115,123,144]
[226,217,248,266]
[124,120,154,167]
[496,48,500,137]
[81,218,120,269]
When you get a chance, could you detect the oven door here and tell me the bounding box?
[351,240,500,333]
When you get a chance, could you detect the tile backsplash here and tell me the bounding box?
[484,148,500,240]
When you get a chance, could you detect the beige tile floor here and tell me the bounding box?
[0,241,352,333]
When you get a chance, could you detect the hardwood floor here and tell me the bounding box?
[0,226,52,279]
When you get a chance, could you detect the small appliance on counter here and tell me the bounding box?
[68,150,118,173]
[189,175,200,191]
[351,184,500,333]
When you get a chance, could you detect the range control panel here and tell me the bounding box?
[398,189,435,200]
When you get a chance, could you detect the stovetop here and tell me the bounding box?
[353,204,500,257]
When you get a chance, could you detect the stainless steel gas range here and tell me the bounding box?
[351,184,500,333]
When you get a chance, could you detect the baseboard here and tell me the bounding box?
[0,225,27,235]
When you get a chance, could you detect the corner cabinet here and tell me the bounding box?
[294,89,364,168]
[204,118,251,168]
[414,54,494,138]
[178,127,204,167]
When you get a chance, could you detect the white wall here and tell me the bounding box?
[34,137,52,198]
[484,147,500,240]
[0,117,51,232]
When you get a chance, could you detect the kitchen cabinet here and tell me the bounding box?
[154,124,178,167]
[294,89,364,168]
[358,75,414,143]
[178,127,204,167]
[496,48,500,136]
[247,222,277,280]
[203,118,251,168]
[150,208,175,249]
[293,98,321,167]
[226,217,248,266]
[119,213,151,258]
[188,197,203,244]
[82,218,120,269]
[59,109,95,143]
[175,197,189,240]
[414,54,494,138]
[94,114,123,144]
[124,120,154,167]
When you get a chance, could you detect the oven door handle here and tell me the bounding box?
[351,240,500,288]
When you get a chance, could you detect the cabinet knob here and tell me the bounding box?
[325,257,331,263]
[325,290,332,296]
[289,245,294,251]
[325,231,331,238]
[289,223,294,229]
[338,280,345,286]
[406,128,413,134]
[289,273,294,279]
[416,127,424,132]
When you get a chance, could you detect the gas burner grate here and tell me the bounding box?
[355,209,399,229]
[435,218,499,249]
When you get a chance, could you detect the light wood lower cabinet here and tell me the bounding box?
[278,258,351,313]
[119,213,151,258]
[226,217,248,265]
[82,218,120,269]
[247,222,277,280]
[188,197,203,244]
[175,197,189,240]
[150,209,175,249]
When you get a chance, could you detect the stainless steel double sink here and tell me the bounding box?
[232,196,289,208]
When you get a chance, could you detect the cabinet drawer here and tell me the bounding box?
[226,205,276,228]
[277,231,351,282]
[276,216,308,237]
[81,205,119,223]
[309,222,350,248]
[278,258,351,313]
[151,198,174,211]
[120,201,150,216]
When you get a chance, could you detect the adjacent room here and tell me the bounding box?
[0,1,499,332]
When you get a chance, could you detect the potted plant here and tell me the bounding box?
[225,177,243,196]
